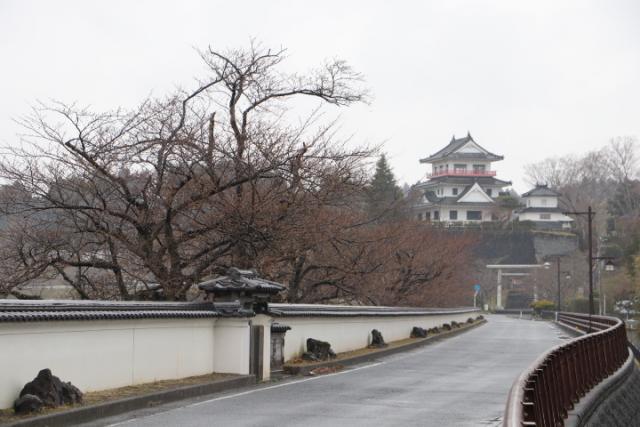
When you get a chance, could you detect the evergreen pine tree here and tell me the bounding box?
[367,154,403,220]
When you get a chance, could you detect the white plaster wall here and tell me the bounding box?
[213,318,250,375]
[131,321,216,384]
[0,317,253,409]
[280,311,477,362]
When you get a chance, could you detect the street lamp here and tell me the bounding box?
[564,206,596,331]
[594,257,615,314]
[564,206,617,328]
[543,258,564,311]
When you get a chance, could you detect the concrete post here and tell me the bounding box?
[250,314,272,381]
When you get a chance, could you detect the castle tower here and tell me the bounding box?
[413,132,511,223]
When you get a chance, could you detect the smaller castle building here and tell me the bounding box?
[514,184,573,229]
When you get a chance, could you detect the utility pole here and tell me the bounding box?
[556,257,561,310]
[565,206,596,332]
[588,205,594,319]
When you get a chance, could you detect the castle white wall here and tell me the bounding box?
[525,196,558,208]
[518,211,572,222]
[428,207,493,222]
[432,160,491,169]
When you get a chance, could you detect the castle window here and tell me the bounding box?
[418,213,423,221]
[486,188,492,197]
[454,164,467,173]
[452,188,458,195]
[540,213,551,220]
[449,210,458,220]
[433,210,440,220]
[467,211,482,220]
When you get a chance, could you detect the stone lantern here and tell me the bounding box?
[198,267,285,313]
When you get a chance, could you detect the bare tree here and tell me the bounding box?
[0,43,371,300]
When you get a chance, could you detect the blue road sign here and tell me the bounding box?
[473,284,481,292]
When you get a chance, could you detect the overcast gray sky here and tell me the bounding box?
[1,0,639,192]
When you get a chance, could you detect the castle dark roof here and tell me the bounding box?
[420,133,504,163]
[521,184,561,198]
[431,199,495,208]
[517,207,564,213]
[424,191,440,203]
[421,178,510,207]
[423,189,495,207]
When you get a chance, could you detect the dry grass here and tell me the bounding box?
[0,373,230,424]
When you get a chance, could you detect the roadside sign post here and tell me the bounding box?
[473,284,481,308]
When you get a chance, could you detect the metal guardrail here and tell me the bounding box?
[503,312,628,427]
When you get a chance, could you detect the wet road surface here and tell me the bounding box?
[89,315,565,427]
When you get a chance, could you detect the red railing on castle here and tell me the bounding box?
[427,170,497,178]
[503,312,628,427]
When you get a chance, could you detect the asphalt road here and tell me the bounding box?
[92,315,566,427]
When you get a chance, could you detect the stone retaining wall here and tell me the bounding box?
[579,363,640,426]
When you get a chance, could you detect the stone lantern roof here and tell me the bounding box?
[198,268,285,312]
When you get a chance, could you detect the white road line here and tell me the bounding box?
[107,361,385,426]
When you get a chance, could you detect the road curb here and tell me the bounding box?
[3,375,256,427]
[284,319,487,375]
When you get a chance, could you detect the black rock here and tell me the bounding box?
[301,352,319,361]
[442,323,452,331]
[17,369,83,410]
[369,329,387,348]
[428,327,440,334]
[410,327,428,338]
[451,321,460,328]
[13,394,43,414]
[302,338,336,361]
[467,317,474,324]
[61,381,83,405]
[476,315,485,321]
